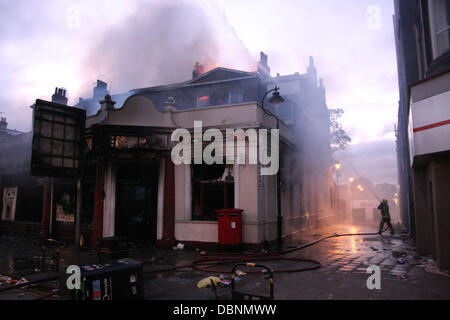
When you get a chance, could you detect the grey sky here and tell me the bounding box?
[0,0,399,184]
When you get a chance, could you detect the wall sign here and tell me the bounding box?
[31,99,86,178]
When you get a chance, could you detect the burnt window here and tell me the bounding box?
[210,91,229,106]
[192,163,234,221]
[196,95,210,107]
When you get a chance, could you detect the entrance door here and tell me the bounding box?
[115,164,159,246]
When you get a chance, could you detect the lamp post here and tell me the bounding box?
[261,86,285,252]
[334,163,341,216]
[349,177,354,218]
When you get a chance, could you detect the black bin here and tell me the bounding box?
[74,258,144,300]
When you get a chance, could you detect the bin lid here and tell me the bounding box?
[216,208,243,214]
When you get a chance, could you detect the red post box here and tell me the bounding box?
[216,208,243,251]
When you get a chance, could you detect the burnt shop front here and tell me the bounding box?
[80,124,172,248]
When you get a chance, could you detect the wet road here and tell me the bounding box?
[1,223,449,300]
[142,223,450,300]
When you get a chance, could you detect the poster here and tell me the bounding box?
[2,187,18,221]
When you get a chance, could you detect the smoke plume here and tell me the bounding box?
[79,0,256,96]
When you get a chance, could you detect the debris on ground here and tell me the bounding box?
[173,243,185,250]
[197,276,221,289]
[392,251,407,258]
[423,259,450,277]
[0,275,28,287]
[219,280,231,287]
[235,270,246,276]
[395,274,408,280]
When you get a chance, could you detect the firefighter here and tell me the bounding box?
[378,199,394,235]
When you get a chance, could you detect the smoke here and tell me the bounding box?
[79,0,256,97]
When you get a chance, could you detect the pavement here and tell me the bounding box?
[1,222,449,300]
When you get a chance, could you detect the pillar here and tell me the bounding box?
[90,156,105,247]
[40,178,51,239]
[161,157,175,246]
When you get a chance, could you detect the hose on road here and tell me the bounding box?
[142,230,383,275]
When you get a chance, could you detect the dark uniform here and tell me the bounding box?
[378,200,394,235]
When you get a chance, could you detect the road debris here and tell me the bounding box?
[197,276,221,289]
[173,243,185,250]
[235,270,246,276]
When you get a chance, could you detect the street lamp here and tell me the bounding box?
[261,86,285,112]
[349,177,354,214]
[333,163,341,217]
[261,86,285,252]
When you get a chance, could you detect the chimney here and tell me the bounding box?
[51,87,68,105]
[99,94,116,111]
[163,96,177,112]
[93,80,109,99]
[307,56,317,86]
[0,117,7,131]
[257,52,271,77]
[192,62,205,79]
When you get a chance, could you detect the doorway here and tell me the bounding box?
[115,163,159,246]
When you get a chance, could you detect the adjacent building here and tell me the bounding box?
[0,117,43,236]
[393,0,450,271]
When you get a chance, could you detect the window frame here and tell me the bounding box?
[428,0,450,59]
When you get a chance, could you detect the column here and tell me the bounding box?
[90,156,105,247]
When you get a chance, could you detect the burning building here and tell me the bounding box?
[2,53,334,250]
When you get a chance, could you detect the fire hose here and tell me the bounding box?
[141,230,383,275]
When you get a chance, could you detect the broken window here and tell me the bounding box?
[192,163,234,221]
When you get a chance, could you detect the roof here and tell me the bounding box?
[132,67,260,93]
[0,128,26,136]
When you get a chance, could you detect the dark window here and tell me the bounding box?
[192,164,234,221]
[14,186,44,223]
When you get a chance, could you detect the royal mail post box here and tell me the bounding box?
[216,208,243,250]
